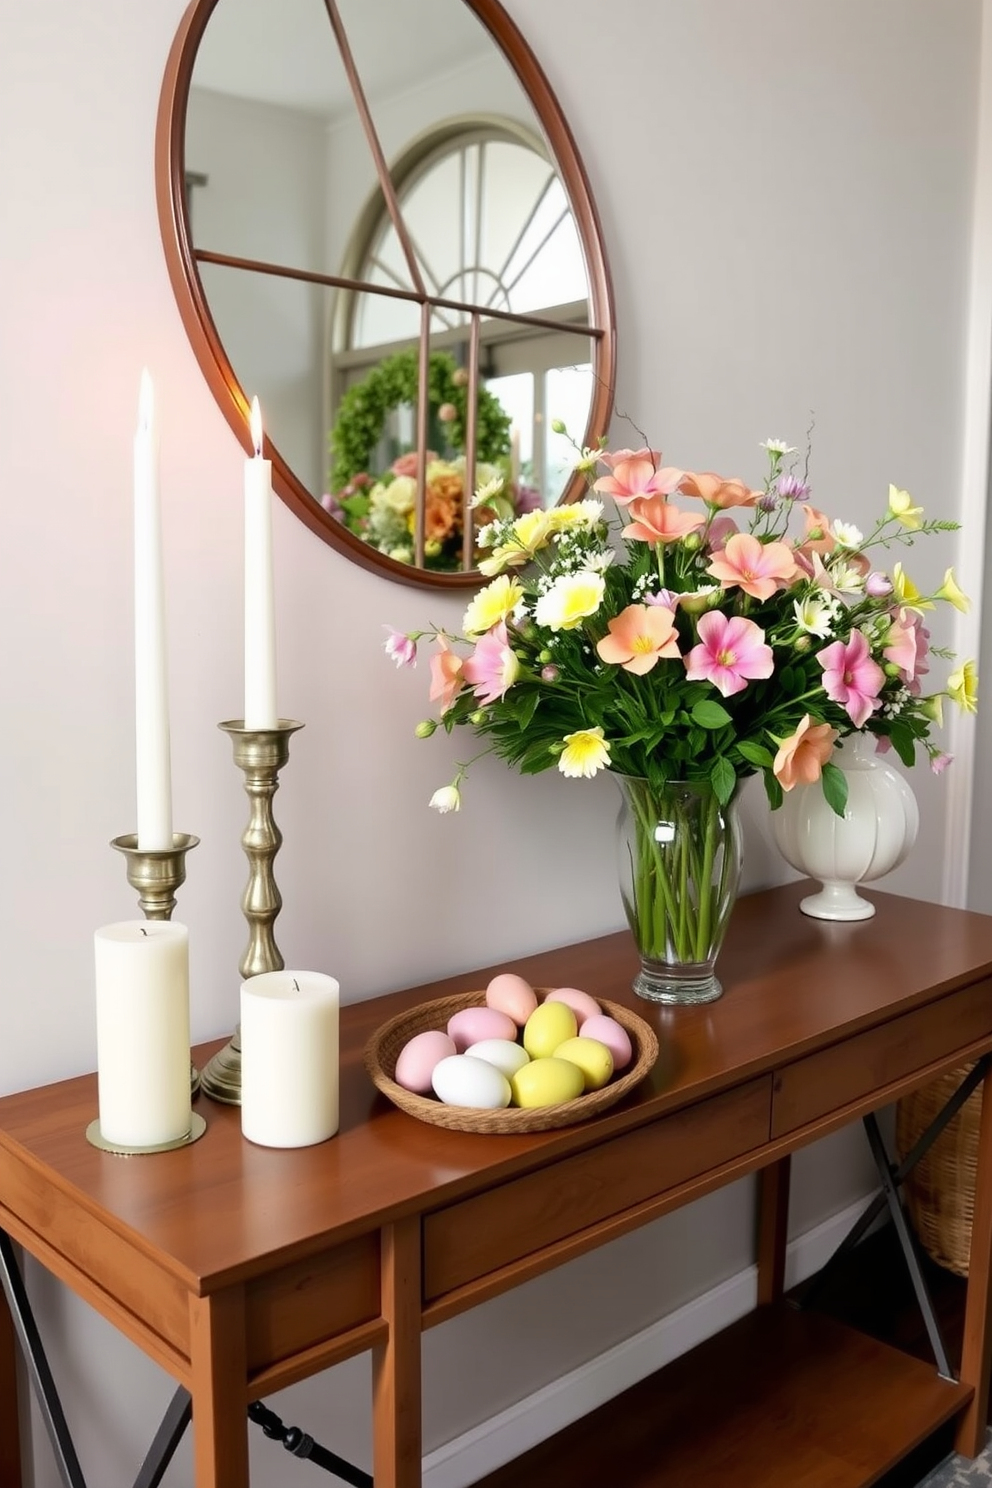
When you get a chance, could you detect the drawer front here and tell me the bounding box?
[772,976,992,1138]
[245,1233,380,1373]
[424,1077,771,1301]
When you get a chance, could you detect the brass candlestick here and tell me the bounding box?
[199,719,303,1105]
[110,831,202,1098]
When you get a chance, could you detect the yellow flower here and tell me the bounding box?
[891,562,934,612]
[534,571,606,631]
[935,567,971,613]
[558,727,611,778]
[888,484,924,530]
[549,499,605,531]
[947,659,979,714]
[462,575,525,636]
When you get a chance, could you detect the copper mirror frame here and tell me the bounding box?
[155,0,616,589]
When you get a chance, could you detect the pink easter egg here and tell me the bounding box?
[579,1013,633,1071]
[447,1005,518,1053]
[394,1030,457,1094]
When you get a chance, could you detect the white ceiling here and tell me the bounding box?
[193,0,494,120]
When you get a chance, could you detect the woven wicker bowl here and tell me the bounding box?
[364,991,659,1135]
[896,1063,980,1278]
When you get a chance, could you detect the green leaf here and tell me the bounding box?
[820,761,849,817]
[692,699,733,730]
[710,756,737,805]
[763,771,784,811]
[738,741,775,769]
[886,724,916,769]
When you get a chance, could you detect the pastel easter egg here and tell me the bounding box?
[510,1057,585,1109]
[485,972,539,1026]
[394,1029,457,1094]
[579,1013,633,1072]
[522,1001,577,1060]
[466,1038,531,1080]
[553,1036,614,1091]
[431,1054,512,1110]
[447,1005,517,1052]
[544,986,601,1023]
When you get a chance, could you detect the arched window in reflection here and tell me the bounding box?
[330,118,594,547]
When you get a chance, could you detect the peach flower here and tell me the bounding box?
[678,472,758,509]
[772,715,840,790]
[620,495,706,546]
[596,604,681,675]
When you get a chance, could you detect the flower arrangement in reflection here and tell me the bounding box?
[386,430,977,815]
[325,451,542,570]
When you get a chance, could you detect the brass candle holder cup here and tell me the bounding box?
[110,830,203,1101]
[199,719,304,1106]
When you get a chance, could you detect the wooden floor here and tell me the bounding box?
[469,1224,975,1488]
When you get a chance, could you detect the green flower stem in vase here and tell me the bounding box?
[614,774,743,1005]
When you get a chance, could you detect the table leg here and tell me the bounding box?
[955,1058,992,1456]
[0,1278,22,1487]
[189,1287,249,1488]
[756,1156,791,1305]
[373,1216,422,1488]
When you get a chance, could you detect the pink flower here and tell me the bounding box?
[866,571,894,599]
[384,627,417,668]
[706,533,798,600]
[931,752,953,775]
[596,604,681,675]
[429,636,465,713]
[678,471,758,510]
[620,495,706,546]
[706,515,740,552]
[883,608,930,686]
[684,611,774,698]
[772,715,839,790]
[392,450,436,478]
[593,455,683,506]
[462,623,520,703]
[817,630,884,728]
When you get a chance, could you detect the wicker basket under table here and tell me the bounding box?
[895,1063,981,1278]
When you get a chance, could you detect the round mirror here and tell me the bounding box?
[157,0,616,587]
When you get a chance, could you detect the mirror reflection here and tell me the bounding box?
[166,0,615,583]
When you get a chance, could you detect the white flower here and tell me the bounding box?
[760,438,797,456]
[429,784,461,814]
[830,560,867,594]
[534,571,606,631]
[832,521,864,549]
[375,475,416,514]
[793,593,839,638]
[470,475,505,509]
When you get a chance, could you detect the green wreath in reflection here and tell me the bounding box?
[328,348,511,487]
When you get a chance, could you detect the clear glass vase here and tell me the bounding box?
[614,774,743,1005]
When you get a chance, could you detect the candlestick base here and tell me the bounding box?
[199,1025,242,1105]
[111,832,202,1097]
[202,720,303,1106]
[85,1111,206,1156]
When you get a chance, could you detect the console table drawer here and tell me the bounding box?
[423,1077,771,1300]
[771,976,992,1138]
[245,1233,379,1373]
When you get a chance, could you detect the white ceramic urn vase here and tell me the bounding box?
[770,734,919,921]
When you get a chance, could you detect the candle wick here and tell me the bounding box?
[139,927,149,937]
[292,978,299,992]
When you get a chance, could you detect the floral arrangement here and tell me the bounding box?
[324,348,539,570]
[386,431,977,818]
[326,451,541,570]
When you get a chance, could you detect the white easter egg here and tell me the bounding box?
[431,1054,512,1110]
[466,1038,531,1080]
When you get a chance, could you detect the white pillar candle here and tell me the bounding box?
[240,971,339,1148]
[244,396,278,730]
[94,921,191,1148]
[133,370,174,849]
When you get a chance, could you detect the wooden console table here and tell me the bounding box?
[3,881,992,1487]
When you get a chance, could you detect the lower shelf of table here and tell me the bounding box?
[469,1303,972,1488]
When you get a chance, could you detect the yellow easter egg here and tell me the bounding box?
[522,1001,577,1060]
[510,1057,585,1108]
[553,1036,614,1091]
